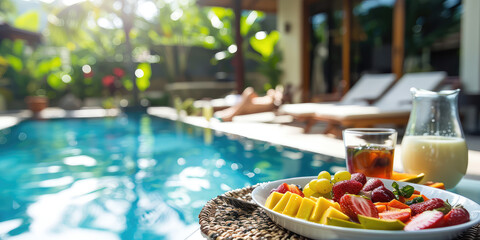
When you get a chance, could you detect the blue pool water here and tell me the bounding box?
[0,113,344,239]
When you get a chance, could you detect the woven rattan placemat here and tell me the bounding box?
[199,185,480,240]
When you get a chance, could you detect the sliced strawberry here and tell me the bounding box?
[410,198,447,216]
[379,208,411,223]
[339,194,379,222]
[404,210,445,231]
[362,178,384,191]
[288,184,305,197]
[444,206,470,227]
[332,180,363,202]
[270,183,290,194]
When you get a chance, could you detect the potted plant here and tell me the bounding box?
[25,93,48,113]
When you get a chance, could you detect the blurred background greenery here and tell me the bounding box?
[0,0,280,109]
[0,0,464,111]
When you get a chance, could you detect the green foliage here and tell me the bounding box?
[248,31,283,91]
[136,63,151,91]
[0,0,281,106]
[13,10,39,32]
[4,55,22,72]
[0,0,16,22]
[405,0,461,56]
[250,31,279,58]
[47,72,65,90]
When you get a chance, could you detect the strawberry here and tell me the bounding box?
[339,194,379,222]
[404,210,445,231]
[379,208,411,223]
[371,186,396,203]
[410,198,447,216]
[332,180,363,202]
[351,173,367,186]
[444,205,470,226]
[271,183,305,197]
[362,178,384,191]
[271,183,289,194]
[288,184,305,197]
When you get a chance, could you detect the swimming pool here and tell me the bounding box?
[0,113,344,239]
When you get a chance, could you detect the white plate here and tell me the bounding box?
[252,177,480,240]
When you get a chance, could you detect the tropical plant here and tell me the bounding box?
[45,0,150,105]
[207,8,266,64]
[136,0,212,82]
[247,30,282,91]
[404,0,461,72]
[0,0,15,22]
[0,10,69,103]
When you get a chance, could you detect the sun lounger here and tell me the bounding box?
[309,71,448,137]
[279,73,396,117]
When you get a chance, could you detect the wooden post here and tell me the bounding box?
[342,0,352,95]
[392,0,405,80]
[301,0,311,102]
[233,0,245,93]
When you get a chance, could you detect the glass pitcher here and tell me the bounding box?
[401,88,468,189]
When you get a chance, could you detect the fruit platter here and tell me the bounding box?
[251,171,480,240]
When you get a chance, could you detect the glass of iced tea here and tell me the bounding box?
[343,128,397,179]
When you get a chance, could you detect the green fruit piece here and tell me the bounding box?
[318,171,331,180]
[315,179,333,194]
[354,149,369,158]
[327,217,364,229]
[303,186,316,198]
[334,171,351,182]
[400,173,425,184]
[358,215,406,230]
[309,179,320,192]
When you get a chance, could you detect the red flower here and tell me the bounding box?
[102,75,115,86]
[84,71,93,78]
[113,68,125,78]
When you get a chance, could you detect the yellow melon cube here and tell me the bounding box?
[295,197,316,220]
[272,191,292,213]
[332,202,341,211]
[265,192,284,209]
[319,206,349,225]
[309,197,338,222]
[282,194,303,217]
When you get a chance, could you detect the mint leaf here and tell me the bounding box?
[405,196,424,205]
[400,185,415,198]
[392,182,400,198]
[391,182,415,199]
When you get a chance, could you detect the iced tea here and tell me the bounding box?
[346,145,394,179]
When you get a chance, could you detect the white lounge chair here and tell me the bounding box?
[309,71,447,136]
[279,73,396,117]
